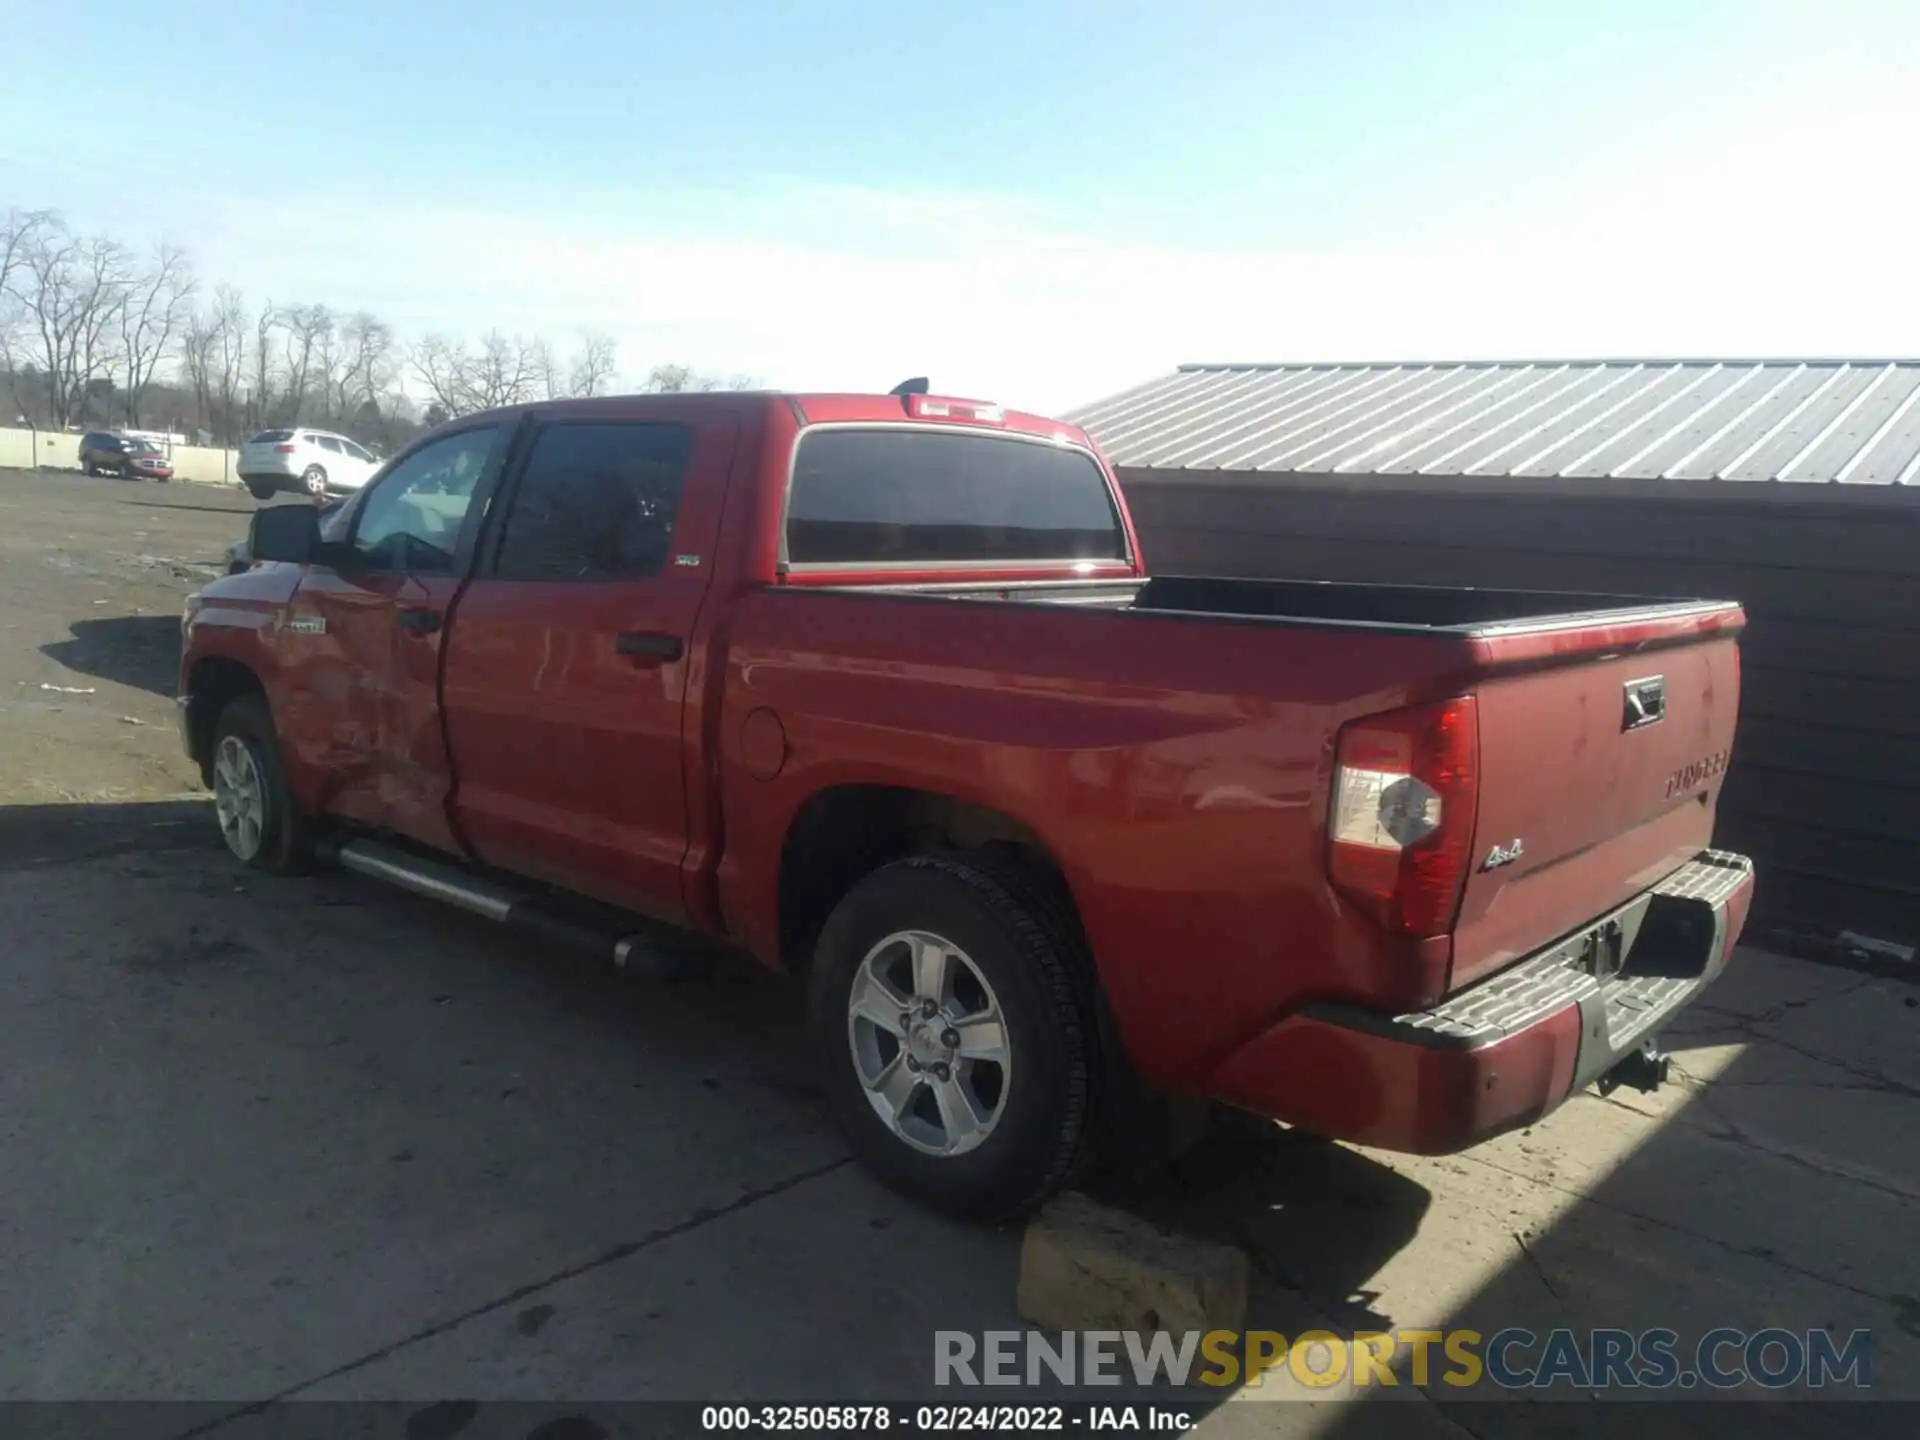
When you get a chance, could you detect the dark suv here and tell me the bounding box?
[79,432,174,482]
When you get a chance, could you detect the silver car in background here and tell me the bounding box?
[237,429,382,500]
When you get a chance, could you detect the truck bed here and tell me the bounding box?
[728,572,1742,1074]
[822,573,1735,637]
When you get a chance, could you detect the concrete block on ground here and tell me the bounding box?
[1017,1190,1249,1334]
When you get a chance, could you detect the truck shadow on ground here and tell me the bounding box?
[0,798,216,872]
[40,614,186,698]
[1098,1118,1433,1336]
[2,798,1448,1418]
[1302,956,1919,1439]
[123,496,259,517]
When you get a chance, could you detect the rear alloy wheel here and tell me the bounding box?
[810,853,1100,1220]
[847,929,1013,1159]
[209,693,313,873]
[301,464,328,496]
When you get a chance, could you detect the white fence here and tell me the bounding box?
[0,427,242,487]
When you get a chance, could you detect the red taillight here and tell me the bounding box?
[904,393,1005,424]
[274,444,297,453]
[1328,696,1479,937]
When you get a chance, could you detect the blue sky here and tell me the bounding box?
[5,0,1917,409]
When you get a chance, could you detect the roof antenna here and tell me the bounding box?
[889,377,930,397]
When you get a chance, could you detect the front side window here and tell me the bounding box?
[785,428,1125,566]
[492,422,694,581]
[349,426,498,573]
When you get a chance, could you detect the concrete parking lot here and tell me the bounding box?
[1,467,1914,1438]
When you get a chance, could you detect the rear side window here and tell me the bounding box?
[785,429,1125,566]
[493,422,694,581]
[317,436,343,453]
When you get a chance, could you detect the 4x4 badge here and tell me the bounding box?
[1482,838,1525,871]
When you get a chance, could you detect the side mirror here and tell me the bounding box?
[249,504,324,565]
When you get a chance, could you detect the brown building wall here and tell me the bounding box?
[1118,469,1920,945]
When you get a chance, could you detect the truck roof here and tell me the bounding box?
[454,390,1095,448]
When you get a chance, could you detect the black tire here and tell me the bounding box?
[208,692,314,874]
[83,461,98,477]
[245,480,277,501]
[808,852,1101,1221]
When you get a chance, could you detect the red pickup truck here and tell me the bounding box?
[180,387,1754,1218]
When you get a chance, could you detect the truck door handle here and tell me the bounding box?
[397,608,442,634]
[615,630,683,662]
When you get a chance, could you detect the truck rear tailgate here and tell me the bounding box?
[1451,632,1741,988]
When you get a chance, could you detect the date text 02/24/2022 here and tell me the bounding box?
[700,1404,1192,1432]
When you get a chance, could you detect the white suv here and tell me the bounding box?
[237,428,383,500]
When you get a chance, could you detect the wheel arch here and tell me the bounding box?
[774,783,1081,979]
[183,655,267,783]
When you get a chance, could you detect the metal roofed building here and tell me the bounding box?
[1068,359,1920,947]
[1069,359,1920,483]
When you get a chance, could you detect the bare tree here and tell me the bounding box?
[409,333,471,417]
[0,210,54,416]
[410,330,541,417]
[118,242,195,426]
[642,362,699,394]
[250,302,279,429]
[531,338,563,401]
[569,331,618,397]
[278,303,333,422]
[0,208,47,298]
[333,311,395,423]
[4,216,133,428]
[640,361,753,394]
[181,308,217,436]
[212,288,249,443]
[469,330,539,410]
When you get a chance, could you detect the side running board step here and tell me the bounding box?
[329,838,713,981]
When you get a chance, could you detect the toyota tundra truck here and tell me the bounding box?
[179,385,1754,1219]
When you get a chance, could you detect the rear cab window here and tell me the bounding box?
[783,428,1126,568]
[492,422,695,581]
[249,430,293,445]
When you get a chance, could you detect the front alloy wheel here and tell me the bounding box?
[212,733,268,862]
[206,693,313,873]
[847,930,1012,1157]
